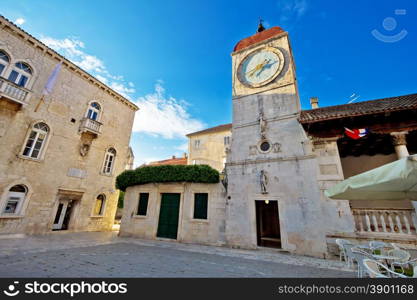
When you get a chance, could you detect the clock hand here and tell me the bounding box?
[246,63,264,77]
[255,59,275,77]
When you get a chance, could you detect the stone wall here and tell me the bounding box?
[0,18,137,234]
[187,130,231,172]
[312,139,355,236]
[119,183,227,246]
[225,32,329,258]
[341,154,397,178]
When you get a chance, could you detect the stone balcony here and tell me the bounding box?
[327,208,417,257]
[79,117,102,136]
[352,208,417,239]
[0,77,31,106]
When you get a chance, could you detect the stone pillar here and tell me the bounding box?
[391,132,409,159]
[411,201,417,232]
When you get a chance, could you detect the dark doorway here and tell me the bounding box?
[255,200,281,248]
[52,200,74,231]
[157,193,181,239]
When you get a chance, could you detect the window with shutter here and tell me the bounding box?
[193,193,208,220]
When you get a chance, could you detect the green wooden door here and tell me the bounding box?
[157,193,181,239]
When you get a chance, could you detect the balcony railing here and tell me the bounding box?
[0,77,31,105]
[79,117,102,136]
[352,208,417,238]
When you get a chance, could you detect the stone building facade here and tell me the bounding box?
[120,26,417,257]
[187,124,232,172]
[300,95,417,248]
[0,16,138,235]
[120,183,226,246]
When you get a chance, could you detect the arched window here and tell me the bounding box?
[102,148,116,174]
[8,62,32,87]
[86,102,101,121]
[22,122,50,159]
[3,185,27,214]
[93,194,106,216]
[0,50,10,76]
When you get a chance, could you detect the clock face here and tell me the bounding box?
[238,47,284,88]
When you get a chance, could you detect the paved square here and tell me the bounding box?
[0,232,353,277]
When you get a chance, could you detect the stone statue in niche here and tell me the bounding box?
[260,170,268,194]
[79,142,91,157]
[258,112,267,139]
[79,132,94,157]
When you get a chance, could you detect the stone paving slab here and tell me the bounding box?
[0,232,354,278]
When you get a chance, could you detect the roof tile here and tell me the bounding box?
[186,123,232,137]
[148,157,187,166]
[233,27,285,52]
[299,93,417,123]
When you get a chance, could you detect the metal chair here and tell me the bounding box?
[369,241,390,254]
[387,249,411,263]
[390,242,401,250]
[391,257,417,275]
[369,241,387,250]
[363,259,408,278]
[344,243,357,269]
[335,239,353,263]
[351,248,376,278]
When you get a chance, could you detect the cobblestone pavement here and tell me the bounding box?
[0,232,354,277]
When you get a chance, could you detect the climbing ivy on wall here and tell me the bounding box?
[116,165,220,191]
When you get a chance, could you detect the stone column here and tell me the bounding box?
[391,132,409,159]
[411,201,417,233]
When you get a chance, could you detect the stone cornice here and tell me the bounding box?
[226,154,315,167]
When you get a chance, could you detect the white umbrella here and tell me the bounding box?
[325,155,417,201]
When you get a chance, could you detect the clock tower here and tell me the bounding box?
[226,26,327,257]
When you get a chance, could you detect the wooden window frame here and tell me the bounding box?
[102,148,117,175]
[21,122,50,160]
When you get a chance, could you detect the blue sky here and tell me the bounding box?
[3,0,416,166]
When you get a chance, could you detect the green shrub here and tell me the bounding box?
[116,164,220,191]
[118,191,125,208]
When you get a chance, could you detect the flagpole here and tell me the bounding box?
[34,94,45,112]
[34,62,62,113]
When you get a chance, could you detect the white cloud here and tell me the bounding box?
[133,82,205,139]
[134,156,161,167]
[95,74,108,84]
[110,82,136,96]
[278,0,308,23]
[15,18,25,25]
[39,36,134,98]
[176,142,189,152]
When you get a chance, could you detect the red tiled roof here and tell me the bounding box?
[148,157,187,166]
[299,93,417,124]
[233,27,285,52]
[186,123,232,137]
